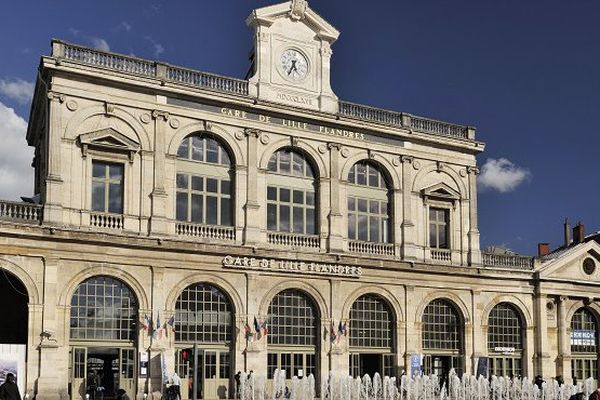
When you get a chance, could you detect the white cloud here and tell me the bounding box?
[0,78,34,105]
[90,37,110,52]
[145,36,165,58]
[0,102,34,200]
[478,158,531,193]
[119,21,132,32]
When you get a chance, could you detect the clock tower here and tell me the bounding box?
[246,0,340,113]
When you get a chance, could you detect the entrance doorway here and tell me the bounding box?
[350,353,395,378]
[423,355,461,386]
[0,270,28,345]
[70,347,135,400]
[175,348,230,400]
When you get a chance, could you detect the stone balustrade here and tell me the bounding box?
[51,40,475,141]
[89,212,124,230]
[431,248,452,263]
[348,240,395,256]
[176,222,235,241]
[267,232,320,249]
[0,201,43,224]
[482,252,534,270]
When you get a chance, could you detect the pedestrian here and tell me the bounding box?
[534,375,545,390]
[555,375,564,387]
[116,388,130,400]
[569,393,584,400]
[172,372,181,399]
[589,388,600,400]
[0,373,21,400]
[234,371,241,399]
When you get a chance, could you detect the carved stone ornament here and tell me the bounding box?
[204,121,213,132]
[289,0,308,21]
[436,161,445,172]
[260,133,270,145]
[78,127,140,163]
[467,166,480,175]
[290,137,299,147]
[140,113,151,124]
[400,155,414,164]
[244,128,261,138]
[392,157,400,167]
[151,110,170,121]
[66,100,78,111]
[340,147,350,158]
[318,144,327,154]
[460,169,467,177]
[234,130,245,141]
[413,160,421,170]
[104,102,115,115]
[169,118,180,129]
[47,92,65,103]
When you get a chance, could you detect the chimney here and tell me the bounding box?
[573,222,585,245]
[564,218,571,247]
[537,243,550,257]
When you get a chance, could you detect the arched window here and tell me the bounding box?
[174,283,234,400]
[176,134,233,227]
[488,303,524,377]
[349,294,396,377]
[267,148,317,238]
[70,276,138,341]
[571,308,598,381]
[421,299,463,377]
[347,161,391,244]
[267,289,319,379]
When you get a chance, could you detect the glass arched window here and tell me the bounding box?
[70,276,138,341]
[488,303,524,377]
[176,134,233,226]
[349,294,396,378]
[267,149,317,236]
[571,308,598,381]
[347,161,391,243]
[422,299,463,377]
[267,289,318,379]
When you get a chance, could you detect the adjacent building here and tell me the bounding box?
[1,1,599,399]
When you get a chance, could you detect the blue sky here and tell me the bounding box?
[0,0,598,255]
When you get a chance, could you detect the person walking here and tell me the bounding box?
[172,372,182,400]
[0,374,21,400]
[589,388,600,400]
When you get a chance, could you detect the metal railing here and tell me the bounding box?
[267,232,320,249]
[482,252,534,270]
[0,201,43,224]
[348,240,395,256]
[176,222,235,241]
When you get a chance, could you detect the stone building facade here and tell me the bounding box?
[1,1,600,399]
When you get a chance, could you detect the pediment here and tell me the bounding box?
[247,1,339,43]
[538,241,600,282]
[78,128,140,162]
[421,182,461,201]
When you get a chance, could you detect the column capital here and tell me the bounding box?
[151,109,170,121]
[244,128,262,138]
[47,91,65,103]
[467,166,480,175]
[400,155,414,164]
[327,142,342,151]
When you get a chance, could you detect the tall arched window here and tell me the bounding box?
[422,299,464,377]
[488,303,524,377]
[571,308,599,381]
[267,289,319,380]
[176,134,233,228]
[349,294,396,377]
[174,283,234,400]
[267,148,318,242]
[347,161,391,244]
[70,276,138,341]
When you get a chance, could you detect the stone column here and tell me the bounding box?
[35,257,61,400]
[400,156,416,260]
[534,292,551,377]
[149,110,170,235]
[243,129,264,245]
[466,166,481,265]
[244,273,265,372]
[148,266,168,399]
[556,296,572,381]
[319,41,338,113]
[327,144,344,252]
[43,92,65,225]
[403,285,419,373]
[470,290,485,375]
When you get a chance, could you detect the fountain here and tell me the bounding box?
[236,369,597,400]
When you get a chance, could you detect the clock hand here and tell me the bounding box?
[287,60,297,75]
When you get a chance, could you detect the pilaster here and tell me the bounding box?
[400,156,417,260]
[467,166,481,265]
[43,92,65,225]
[534,292,551,377]
[149,110,170,235]
[327,143,344,252]
[556,296,571,381]
[243,129,264,245]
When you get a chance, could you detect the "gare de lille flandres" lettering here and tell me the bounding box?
[222,255,363,278]
[219,107,366,141]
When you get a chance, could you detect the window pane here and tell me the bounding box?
[358,215,368,241]
[191,194,203,223]
[306,209,315,235]
[348,197,355,211]
[279,151,291,174]
[220,149,231,166]
[267,204,277,231]
[293,190,304,204]
[306,191,315,206]
[206,178,218,193]
[348,214,356,239]
[92,182,105,212]
[348,167,355,184]
[176,192,188,221]
[221,180,231,195]
[108,183,123,214]
[293,207,304,233]
[358,199,368,212]
[369,200,379,214]
[370,216,380,242]
[280,205,290,232]
[177,174,188,190]
[368,168,379,187]
[92,162,105,178]
[206,196,218,225]
[267,186,277,201]
[109,164,123,181]
[356,163,367,185]
[191,136,204,161]
[280,188,290,203]
[177,138,189,158]
[292,153,304,176]
[206,139,219,163]
[220,198,231,226]
[268,155,277,172]
[439,226,448,248]
[192,176,203,191]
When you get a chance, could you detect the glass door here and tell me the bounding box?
[70,347,87,400]
[119,349,136,397]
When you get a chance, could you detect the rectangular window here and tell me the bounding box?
[175,172,232,226]
[91,161,124,213]
[429,207,450,249]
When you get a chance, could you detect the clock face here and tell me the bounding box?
[280,49,308,81]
